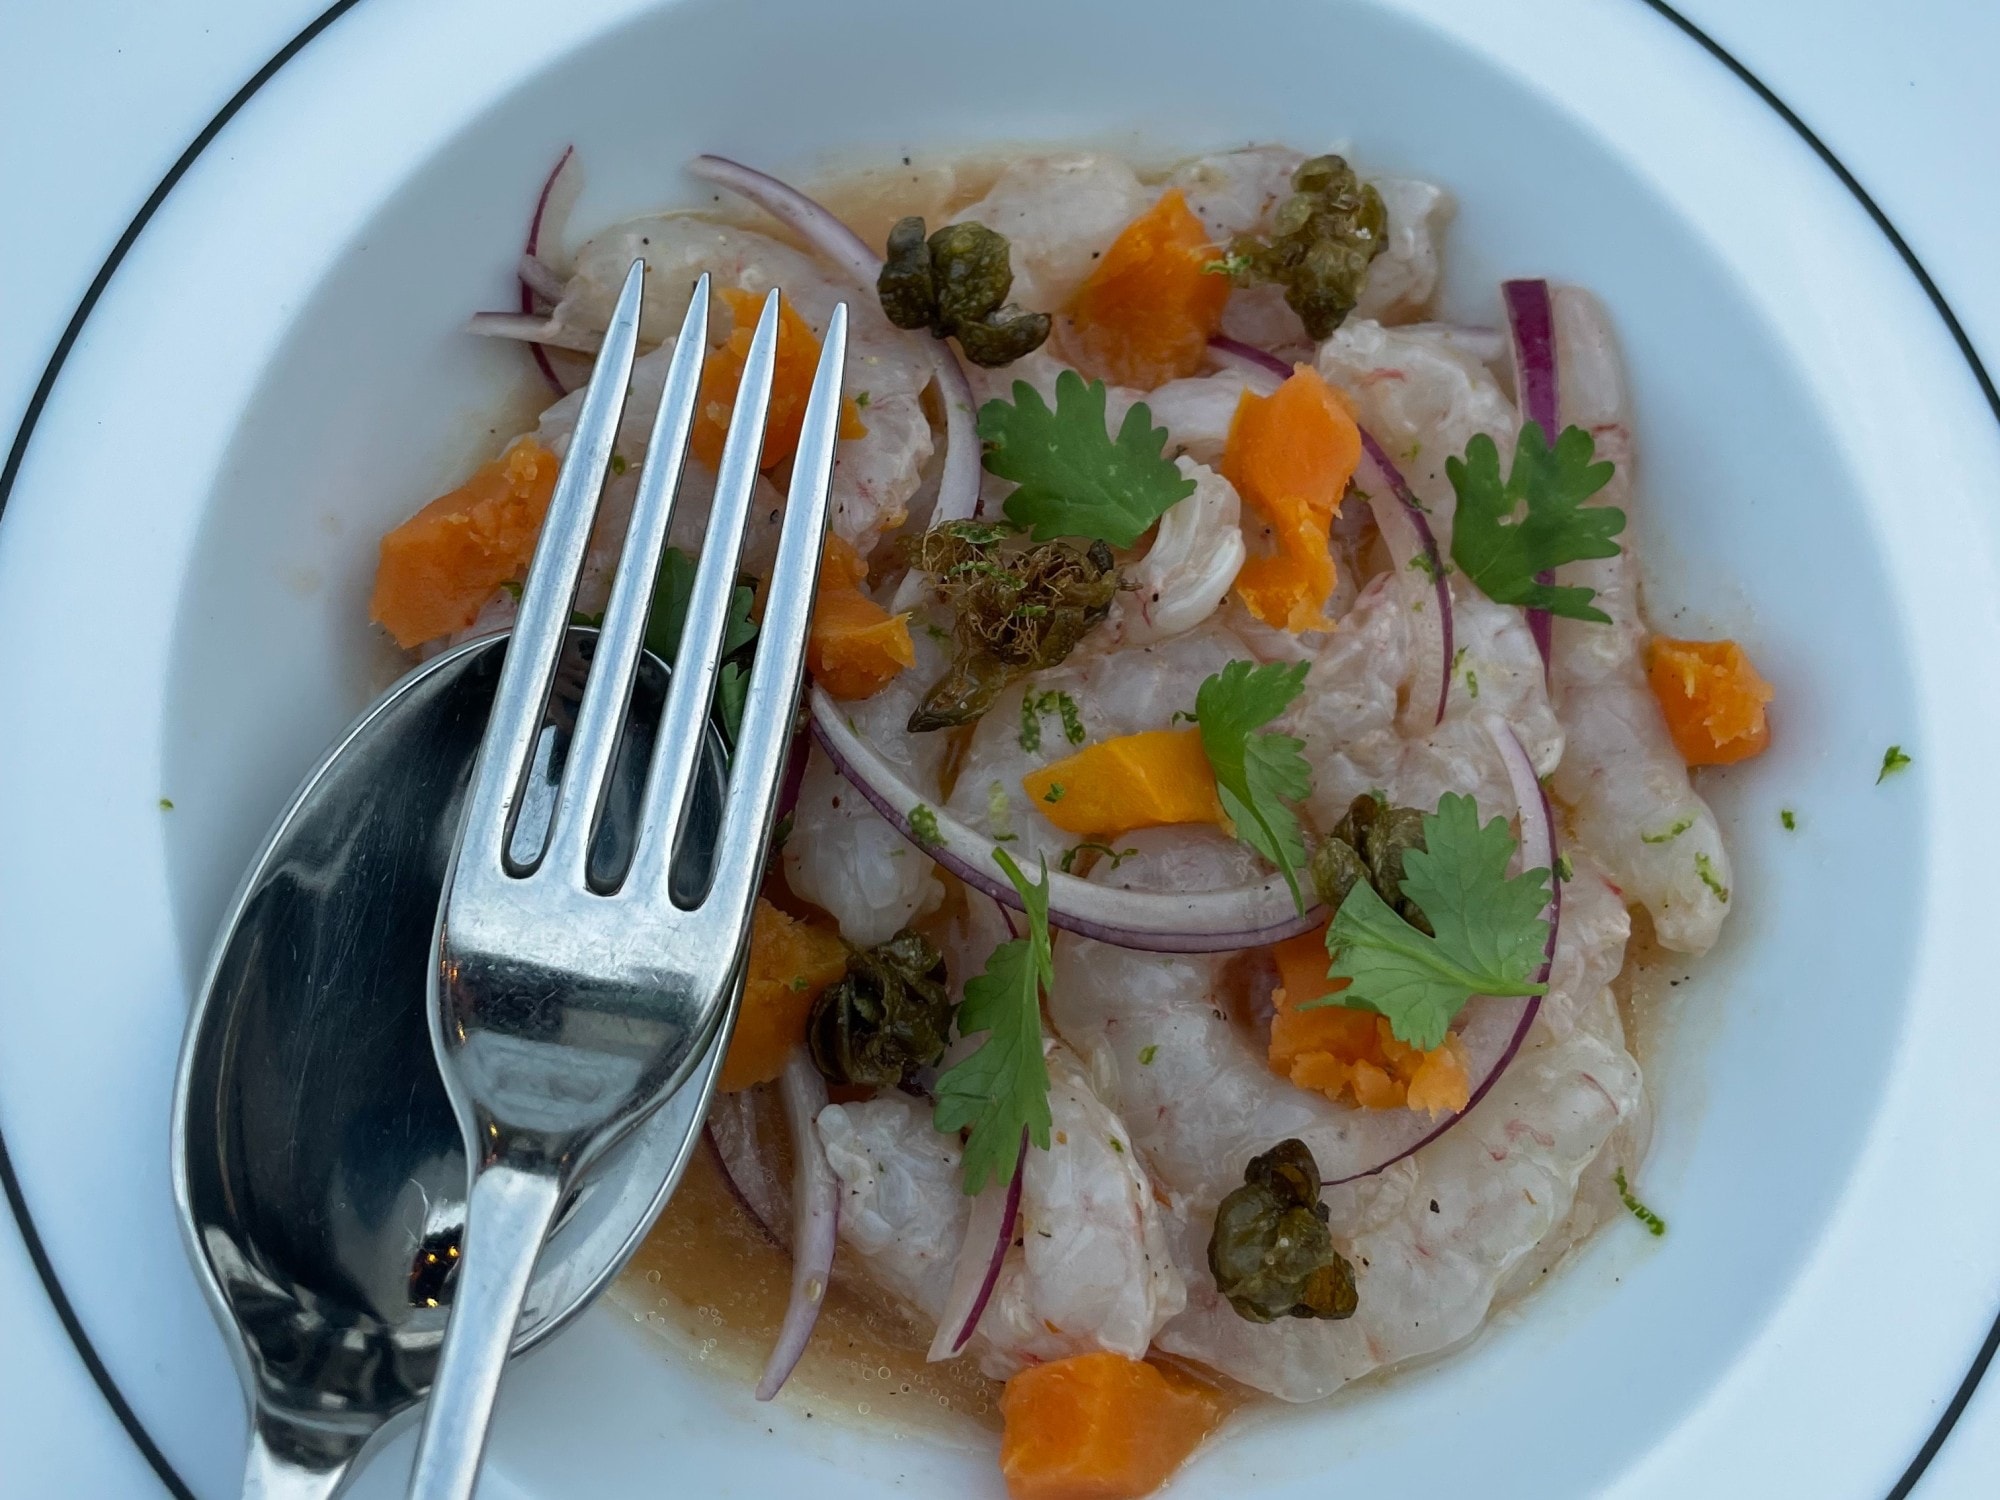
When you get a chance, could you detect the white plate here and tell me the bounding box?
[4,0,2000,1495]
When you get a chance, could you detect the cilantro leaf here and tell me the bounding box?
[1447,423,1623,622]
[646,546,758,662]
[1317,792,1549,1049]
[980,369,1196,547]
[1196,660,1313,911]
[933,849,1055,1194]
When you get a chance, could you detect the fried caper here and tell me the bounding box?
[807,930,956,1090]
[1217,154,1386,340]
[872,216,1051,367]
[1207,1139,1358,1324]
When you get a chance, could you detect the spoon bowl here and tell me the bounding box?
[170,630,727,1498]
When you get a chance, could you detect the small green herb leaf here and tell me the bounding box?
[980,370,1195,547]
[1780,808,1797,831]
[1138,1044,1159,1065]
[1318,793,1549,1049]
[1614,1168,1667,1237]
[1447,424,1624,622]
[1878,745,1912,783]
[933,849,1055,1193]
[1197,661,1313,911]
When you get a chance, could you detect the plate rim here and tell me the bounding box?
[0,2,1994,1497]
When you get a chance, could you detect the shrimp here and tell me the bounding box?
[1543,286,1730,953]
[1050,836,1638,1401]
[1096,459,1246,650]
[1317,318,1519,549]
[542,217,938,555]
[1282,569,1563,830]
[783,625,952,946]
[948,153,1150,312]
[943,621,1257,872]
[817,1041,1184,1379]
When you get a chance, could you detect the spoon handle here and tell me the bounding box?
[404,1162,564,1500]
[241,1412,358,1500]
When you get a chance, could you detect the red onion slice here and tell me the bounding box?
[808,688,1323,953]
[707,1088,788,1248]
[1354,430,1454,726]
[464,311,601,353]
[1208,334,1290,387]
[756,1052,839,1400]
[1321,717,1557,1187]
[927,1131,1027,1361]
[1502,279,1559,669]
[684,154,981,552]
[518,146,583,395]
[517,252,568,305]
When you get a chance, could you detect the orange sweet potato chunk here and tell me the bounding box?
[719,897,850,1092]
[808,535,915,700]
[369,438,560,648]
[999,1353,1222,1500]
[1646,637,1774,766]
[1066,189,1231,390]
[1222,367,1360,632]
[692,288,867,471]
[1020,728,1226,839]
[1267,927,1469,1114]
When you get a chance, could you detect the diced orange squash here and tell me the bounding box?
[999,1353,1222,1500]
[1646,637,1774,767]
[1020,728,1226,839]
[692,288,867,471]
[719,898,850,1092]
[1223,367,1360,633]
[1268,927,1470,1114]
[369,438,560,648]
[808,534,915,700]
[1066,189,1231,390]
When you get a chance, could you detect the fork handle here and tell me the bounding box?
[404,1162,563,1500]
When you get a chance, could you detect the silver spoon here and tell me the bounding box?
[171,627,728,1499]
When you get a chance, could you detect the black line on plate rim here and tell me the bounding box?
[0,1,1994,1497]
[1629,12,2000,1493]
[0,3,366,1495]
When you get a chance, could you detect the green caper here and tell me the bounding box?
[926,222,1015,331]
[807,931,955,1089]
[1207,1139,1358,1324]
[1308,836,1370,914]
[871,216,1051,367]
[952,305,1053,368]
[1319,793,1432,933]
[877,216,938,330]
[1219,154,1387,340]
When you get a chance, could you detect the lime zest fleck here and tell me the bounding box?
[1614,1168,1667,1237]
[1641,816,1694,845]
[1694,852,1729,903]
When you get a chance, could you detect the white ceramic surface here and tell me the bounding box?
[3,0,1999,1495]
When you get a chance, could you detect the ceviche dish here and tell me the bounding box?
[366,143,1776,1498]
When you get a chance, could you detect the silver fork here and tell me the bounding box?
[404,260,845,1499]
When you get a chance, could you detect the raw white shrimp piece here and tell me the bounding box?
[944,622,1255,871]
[829,390,933,555]
[1106,370,1260,466]
[553,218,930,399]
[1098,459,1246,649]
[1167,145,1303,242]
[784,628,952,946]
[817,1044,1184,1379]
[949,154,1149,311]
[1542,286,1729,953]
[817,1092,964,1313]
[1352,178,1453,323]
[1317,318,1519,548]
[1155,1009,1640,1401]
[1219,284,1314,360]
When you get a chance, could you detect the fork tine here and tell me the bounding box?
[457,257,645,874]
[540,275,711,883]
[703,303,846,920]
[628,289,783,898]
